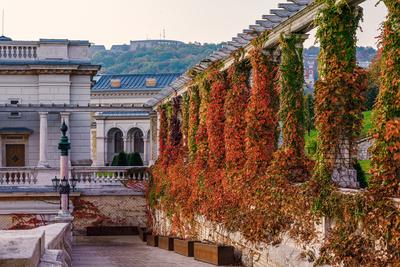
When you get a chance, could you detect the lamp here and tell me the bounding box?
[52,176,60,190]
[61,176,68,187]
[69,176,78,192]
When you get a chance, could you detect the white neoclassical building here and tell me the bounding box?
[0,36,99,168]
[0,35,179,172]
[90,73,181,166]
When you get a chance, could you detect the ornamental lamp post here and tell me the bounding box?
[53,121,76,222]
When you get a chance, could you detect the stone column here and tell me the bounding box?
[95,119,106,166]
[0,137,3,167]
[124,137,129,152]
[156,112,160,159]
[332,139,359,188]
[38,112,50,167]
[143,138,148,165]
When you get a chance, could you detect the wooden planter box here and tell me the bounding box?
[86,226,138,236]
[146,234,158,247]
[194,242,234,266]
[174,239,196,257]
[138,227,147,242]
[158,236,174,251]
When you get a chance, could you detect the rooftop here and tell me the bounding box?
[92,73,181,91]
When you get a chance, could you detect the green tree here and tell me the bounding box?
[112,151,129,166]
[127,152,144,166]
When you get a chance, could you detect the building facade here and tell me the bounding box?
[0,37,99,168]
[91,73,180,166]
[129,40,184,52]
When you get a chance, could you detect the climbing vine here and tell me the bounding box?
[188,85,200,160]
[276,33,311,182]
[157,105,168,167]
[244,48,279,180]
[181,92,190,155]
[148,1,400,266]
[224,60,250,172]
[206,69,227,170]
[314,0,366,174]
[370,0,400,197]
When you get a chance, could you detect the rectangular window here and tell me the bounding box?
[9,99,21,118]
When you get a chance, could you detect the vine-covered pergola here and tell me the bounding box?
[148,0,400,265]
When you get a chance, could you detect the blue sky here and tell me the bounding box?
[1,0,387,48]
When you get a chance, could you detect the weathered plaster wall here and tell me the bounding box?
[0,193,147,235]
[72,195,147,235]
[153,210,325,267]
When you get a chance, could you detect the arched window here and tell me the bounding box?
[127,128,144,154]
[134,130,144,153]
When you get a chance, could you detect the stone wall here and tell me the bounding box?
[153,210,325,267]
[72,195,147,235]
[357,137,373,160]
[0,191,148,235]
[0,223,73,267]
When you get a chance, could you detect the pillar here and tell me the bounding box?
[0,137,3,167]
[156,112,161,159]
[95,119,106,166]
[149,112,158,164]
[143,138,148,165]
[38,112,49,167]
[124,137,129,152]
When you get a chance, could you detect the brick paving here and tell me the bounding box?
[72,236,215,267]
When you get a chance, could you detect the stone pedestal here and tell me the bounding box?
[332,167,359,188]
[332,139,359,188]
[54,212,74,223]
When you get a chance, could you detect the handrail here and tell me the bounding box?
[0,168,38,185]
[71,166,150,184]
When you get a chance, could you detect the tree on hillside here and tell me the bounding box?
[92,43,221,74]
[365,49,382,110]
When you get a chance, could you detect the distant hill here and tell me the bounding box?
[91,42,222,74]
[91,42,377,79]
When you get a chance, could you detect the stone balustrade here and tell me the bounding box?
[0,223,72,267]
[0,44,38,60]
[0,166,149,188]
[71,166,150,185]
[0,167,39,186]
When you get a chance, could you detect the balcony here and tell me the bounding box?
[0,166,150,188]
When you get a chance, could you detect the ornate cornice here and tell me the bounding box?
[0,64,100,76]
[91,91,159,97]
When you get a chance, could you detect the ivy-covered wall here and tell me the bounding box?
[149,1,400,265]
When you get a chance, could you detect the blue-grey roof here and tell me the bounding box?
[0,35,12,41]
[0,127,33,134]
[92,73,181,91]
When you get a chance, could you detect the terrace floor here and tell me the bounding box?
[72,236,215,267]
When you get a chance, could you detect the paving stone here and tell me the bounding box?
[72,236,218,267]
